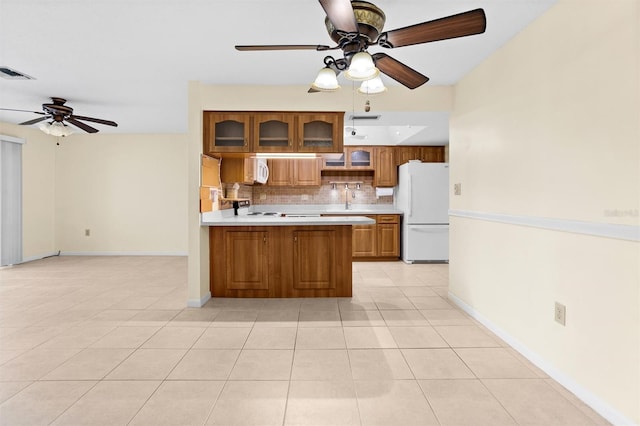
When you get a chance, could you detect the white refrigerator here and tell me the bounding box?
[395,162,449,263]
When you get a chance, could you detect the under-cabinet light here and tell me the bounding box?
[254,153,317,159]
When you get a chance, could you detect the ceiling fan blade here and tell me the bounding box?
[236,44,334,51]
[19,116,51,126]
[379,8,486,48]
[372,53,429,89]
[0,108,46,115]
[66,117,99,133]
[319,0,358,33]
[70,115,118,127]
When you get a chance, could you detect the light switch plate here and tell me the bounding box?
[554,302,566,326]
[454,183,462,195]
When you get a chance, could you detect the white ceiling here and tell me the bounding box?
[0,0,557,143]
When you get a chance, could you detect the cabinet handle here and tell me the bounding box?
[294,236,297,243]
[263,237,267,243]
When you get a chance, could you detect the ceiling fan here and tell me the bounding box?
[0,97,118,135]
[236,0,486,91]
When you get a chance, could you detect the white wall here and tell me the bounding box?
[0,123,56,260]
[449,0,639,424]
[54,133,188,254]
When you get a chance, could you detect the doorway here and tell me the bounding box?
[0,134,24,266]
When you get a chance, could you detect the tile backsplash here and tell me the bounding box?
[251,174,393,206]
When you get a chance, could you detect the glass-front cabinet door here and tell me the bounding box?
[296,113,344,153]
[347,146,374,169]
[254,114,295,152]
[203,112,251,153]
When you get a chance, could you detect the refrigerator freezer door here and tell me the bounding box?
[401,224,449,263]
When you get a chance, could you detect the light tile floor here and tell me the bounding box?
[0,256,610,425]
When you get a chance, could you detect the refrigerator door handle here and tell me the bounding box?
[408,175,413,218]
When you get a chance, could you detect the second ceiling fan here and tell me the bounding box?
[236,0,486,91]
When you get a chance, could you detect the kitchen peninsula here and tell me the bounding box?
[202,211,374,298]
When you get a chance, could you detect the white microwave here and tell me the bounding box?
[255,158,269,184]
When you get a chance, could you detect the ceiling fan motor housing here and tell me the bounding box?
[325,1,386,44]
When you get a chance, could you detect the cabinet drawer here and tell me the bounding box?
[377,214,399,224]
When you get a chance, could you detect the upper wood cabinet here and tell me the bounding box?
[203,111,344,154]
[395,146,445,166]
[321,146,375,170]
[374,146,396,187]
[253,114,296,152]
[220,155,255,184]
[266,158,322,186]
[296,113,344,153]
[203,112,251,153]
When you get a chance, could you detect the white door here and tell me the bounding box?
[0,136,24,266]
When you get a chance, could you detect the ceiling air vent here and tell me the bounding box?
[348,114,380,121]
[0,67,35,80]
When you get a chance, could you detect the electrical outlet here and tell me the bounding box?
[85,229,91,237]
[454,183,462,195]
[259,193,266,200]
[554,302,566,325]
[301,194,309,201]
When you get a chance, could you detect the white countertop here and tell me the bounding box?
[201,204,400,226]
[201,214,376,227]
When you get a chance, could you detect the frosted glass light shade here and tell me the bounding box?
[311,67,340,91]
[358,76,386,94]
[39,121,73,137]
[345,52,379,81]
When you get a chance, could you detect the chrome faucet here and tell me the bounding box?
[344,184,355,210]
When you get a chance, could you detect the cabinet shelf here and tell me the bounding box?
[215,137,244,141]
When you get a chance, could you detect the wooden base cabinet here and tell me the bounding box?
[293,230,336,290]
[351,215,400,260]
[210,225,352,298]
[224,231,269,290]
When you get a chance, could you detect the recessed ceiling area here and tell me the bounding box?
[0,0,558,139]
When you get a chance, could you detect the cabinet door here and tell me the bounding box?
[321,151,346,169]
[254,114,295,152]
[420,146,445,162]
[266,159,293,186]
[377,223,399,257]
[297,113,344,153]
[352,220,376,258]
[374,147,397,187]
[224,231,269,290]
[347,147,374,169]
[293,230,336,289]
[203,112,251,153]
[293,158,322,186]
[395,146,421,166]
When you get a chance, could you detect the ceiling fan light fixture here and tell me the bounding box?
[345,52,379,81]
[39,121,73,137]
[311,67,340,91]
[358,76,386,94]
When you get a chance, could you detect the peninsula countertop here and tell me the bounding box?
[201,214,375,227]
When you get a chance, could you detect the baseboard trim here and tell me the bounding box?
[448,292,637,426]
[59,251,188,256]
[187,292,211,308]
[449,209,639,242]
